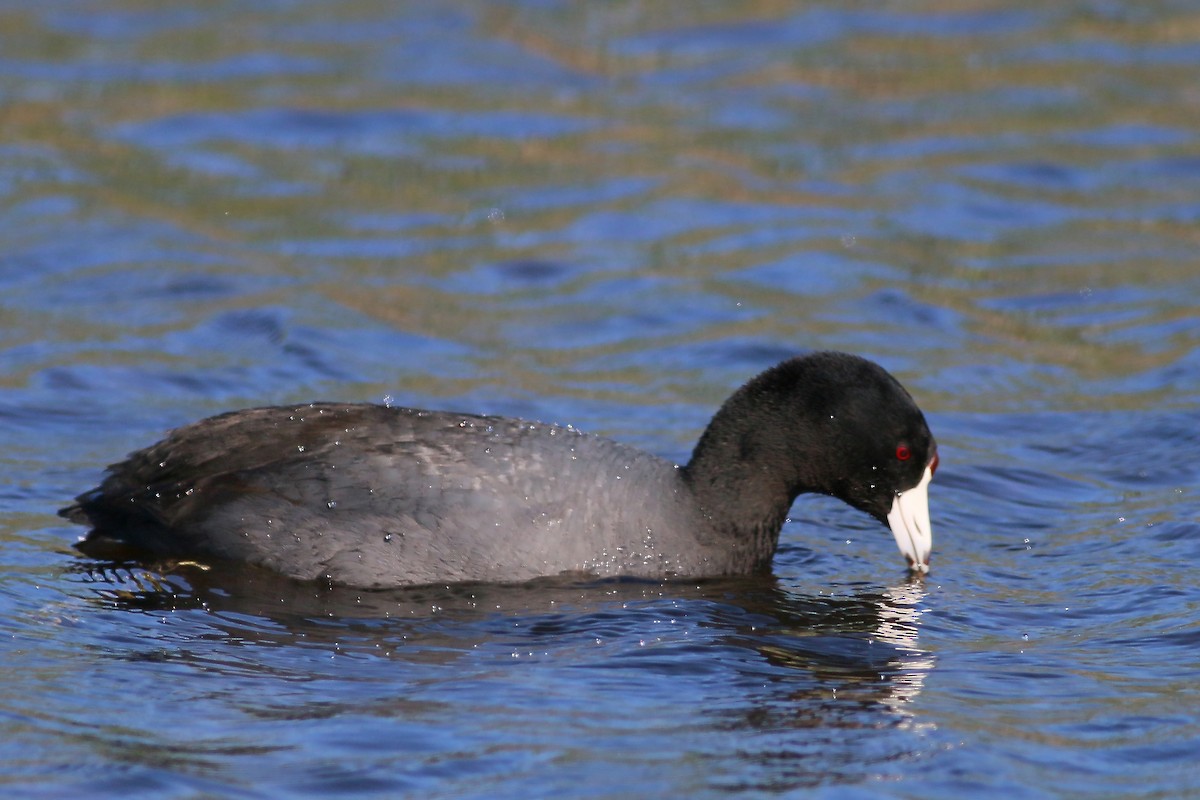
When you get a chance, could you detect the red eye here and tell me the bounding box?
[896,445,911,461]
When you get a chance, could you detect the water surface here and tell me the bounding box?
[2,2,1199,797]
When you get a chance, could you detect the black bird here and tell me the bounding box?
[62,351,938,588]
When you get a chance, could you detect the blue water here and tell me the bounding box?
[3,2,1200,797]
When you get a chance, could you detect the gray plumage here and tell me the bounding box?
[63,352,937,588]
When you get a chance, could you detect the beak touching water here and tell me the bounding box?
[886,455,936,573]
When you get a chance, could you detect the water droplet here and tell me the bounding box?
[383,395,394,408]
[1022,633,1029,641]
[326,500,337,509]
[297,445,306,452]
[383,533,393,543]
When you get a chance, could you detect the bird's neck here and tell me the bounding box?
[679,447,797,572]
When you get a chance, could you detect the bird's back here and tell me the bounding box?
[67,403,711,587]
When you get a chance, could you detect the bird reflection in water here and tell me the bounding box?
[873,579,936,726]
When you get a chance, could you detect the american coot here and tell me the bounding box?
[62,351,938,588]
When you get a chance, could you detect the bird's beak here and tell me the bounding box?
[887,456,935,573]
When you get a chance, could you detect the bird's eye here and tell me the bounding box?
[895,445,911,461]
